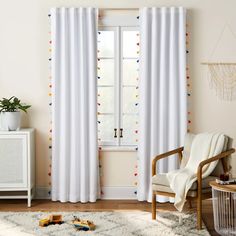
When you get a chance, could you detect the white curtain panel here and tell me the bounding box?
[138,7,187,202]
[51,7,99,203]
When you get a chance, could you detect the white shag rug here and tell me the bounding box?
[0,211,210,236]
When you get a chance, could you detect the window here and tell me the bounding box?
[97,27,139,147]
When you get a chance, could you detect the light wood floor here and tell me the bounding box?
[0,199,219,236]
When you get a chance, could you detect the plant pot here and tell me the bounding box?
[0,111,21,131]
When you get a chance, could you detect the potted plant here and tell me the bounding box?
[0,96,31,131]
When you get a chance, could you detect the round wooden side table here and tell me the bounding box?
[210,181,236,236]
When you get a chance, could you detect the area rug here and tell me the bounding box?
[0,211,210,236]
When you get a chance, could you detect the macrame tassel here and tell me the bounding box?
[207,64,236,101]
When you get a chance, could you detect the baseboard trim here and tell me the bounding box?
[101,186,137,200]
[35,186,137,200]
[35,187,51,199]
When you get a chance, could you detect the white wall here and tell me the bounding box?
[0,0,236,192]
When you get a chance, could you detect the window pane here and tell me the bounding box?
[123,87,138,114]
[98,115,115,143]
[121,114,138,145]
[98,59,114,86]
[98,31,114,57]
[123,31,139,58]
[122,59,139,85]
[97,28,140,147]
[98,87,115,114]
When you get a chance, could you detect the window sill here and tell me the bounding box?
[99,146,137,152]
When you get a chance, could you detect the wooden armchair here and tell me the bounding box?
[152,146,235,230]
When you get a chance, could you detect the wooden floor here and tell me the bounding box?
[0,199,219,236]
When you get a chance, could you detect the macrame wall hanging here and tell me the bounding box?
[201,23,236,101]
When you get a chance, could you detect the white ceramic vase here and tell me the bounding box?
[0,111,21,131]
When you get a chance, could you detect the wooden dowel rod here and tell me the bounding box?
[201,62,236,65]
[99,8,139,11]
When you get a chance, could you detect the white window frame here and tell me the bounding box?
[98,26,117,147]
[98,26,139,148]
[120,26,139,147]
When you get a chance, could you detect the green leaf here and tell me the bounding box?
[0,96,31,113]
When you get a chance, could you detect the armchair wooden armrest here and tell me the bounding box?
[197,148,235,183]
[152,147,184,176]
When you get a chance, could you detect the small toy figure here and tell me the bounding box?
[72,216,96,231]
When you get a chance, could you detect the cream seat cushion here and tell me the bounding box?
[152,174,216,197]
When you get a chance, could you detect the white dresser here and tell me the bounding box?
[0,128,35,207]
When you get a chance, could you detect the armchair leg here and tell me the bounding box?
[197,193,202,229]
[152,193,156,220]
